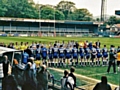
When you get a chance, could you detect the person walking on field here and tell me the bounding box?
[107,50,117,74]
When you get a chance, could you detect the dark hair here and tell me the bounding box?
[64,70,69,76]
[101,76,107,84]
[70,67,75,73]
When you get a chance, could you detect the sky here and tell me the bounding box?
[33,0,120,16]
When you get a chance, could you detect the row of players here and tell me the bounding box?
[21,44,119,67]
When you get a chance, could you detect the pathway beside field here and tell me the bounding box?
[49,68,118,90]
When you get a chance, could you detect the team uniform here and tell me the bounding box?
[22,52,29,64]
[96,47,102,66]
[116,51,120,71]
[58,46,65,67]
[79,47,85,66]
[72,47,78,65]
[102,47,108,66]
[88,42,92,51]
[36,47,41,60]
[91,47,97,66]
[65,47,72,66]
[52,46,59,66]
[84,47,91,66]
[48,47,53,67]
[41,46,47,65]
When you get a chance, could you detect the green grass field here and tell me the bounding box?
[0,36,120,48]
[0,36,120,86]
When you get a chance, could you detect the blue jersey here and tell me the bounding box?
[102,48,108,57]
[96,48,102,57]
[65,48,71,59]
[85,47,90,56]
[91,47,97,55]
[88,43,92,50]
[22,52,29,64]
[72,48,78,58]
[36,48,41,59]
[41,47,47,58]
[52,47,58,58]
[79,48,84,56]
[48,47,53,59]
[59,47,65,58]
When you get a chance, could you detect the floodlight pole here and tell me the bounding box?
[54,6,56,37]
[38,0,42,37]
[10,21,11,34]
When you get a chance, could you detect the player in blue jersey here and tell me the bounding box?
[84,45,91,66]
[48,46,53,67]
[52,44,59,67]
[36,45,41,60]
[40,45,47,65]
[96,46,102,66]
[58,45,65,67]
[79,45,85,66]
[72,45,78,66]
[22,50,29,64]
[65,46,72,66]
[91,45,97,66]
[88,41,93,51]
[102,45,108,66]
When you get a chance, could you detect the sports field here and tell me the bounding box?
[0,36,120,48]
[1,36,120,87]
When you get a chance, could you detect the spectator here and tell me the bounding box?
[115,87,120,90]
[93,76,112,90]
[3,75,18,90]
[22,62,37,90]
[61,70,69,90]
[29,57,37,76]
[2,55,12,90]
[107,50,117,74]
[36,65,51,90]
[3,55,11,77]
[69,67,76,90]
[95,40,101,48]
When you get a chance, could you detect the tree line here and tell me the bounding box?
[0,0,120,25]
[0,0,92,21]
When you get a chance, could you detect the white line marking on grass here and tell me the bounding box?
[87,73,107,76]
[49,68,118,88]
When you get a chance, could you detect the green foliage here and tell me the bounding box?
[0,0,38,18]
[106,16,120,25]
[56,0,76,20]
[68,8,93,21]
[0,0,94,21]
[40,6,65,20]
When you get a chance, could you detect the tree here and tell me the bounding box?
[40,6,65,20]
[56,0,76,20]
[68,8,93,21]
[106,16,120,25]
[0,0,38,18]
[0,0,8,17]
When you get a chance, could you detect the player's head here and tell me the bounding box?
[73,45,76,48]
[70,66,75,73]
[64,70,69,76]
[104,45,106,47]
[60,45,63,48]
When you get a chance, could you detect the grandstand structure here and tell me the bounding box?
[0,17,100,36]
